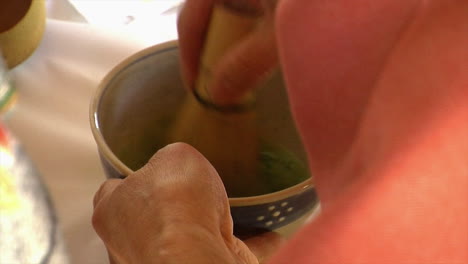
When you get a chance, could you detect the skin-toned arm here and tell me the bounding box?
[270,0,468,262]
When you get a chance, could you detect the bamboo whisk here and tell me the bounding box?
[169,2,266,197]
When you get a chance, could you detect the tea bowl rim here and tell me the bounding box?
[90,40,314,207]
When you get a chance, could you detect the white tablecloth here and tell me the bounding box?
[5,18,170,263]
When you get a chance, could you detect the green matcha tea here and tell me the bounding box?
[119,134,310,197]
[256,142,309,195]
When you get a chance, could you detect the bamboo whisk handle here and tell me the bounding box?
[195,2,261,109]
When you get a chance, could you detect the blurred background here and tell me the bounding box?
[48,0,183,44]
[1,0,183,263]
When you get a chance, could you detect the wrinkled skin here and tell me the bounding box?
[93,143,282,264]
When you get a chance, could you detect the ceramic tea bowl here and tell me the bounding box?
[90,41,319,237]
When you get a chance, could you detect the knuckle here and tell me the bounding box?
[158,142,201,162]
[93,182,107,207]
[142,143,207,182]
[167,142,197,154]
[93,179,121,207]
[91,206,106,233]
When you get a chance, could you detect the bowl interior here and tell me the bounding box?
[95,43,312,199]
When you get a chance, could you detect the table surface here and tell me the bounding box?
[5,1,179,263]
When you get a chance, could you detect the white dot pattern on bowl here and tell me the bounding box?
[254,202,301,228]
[230,188,319,235]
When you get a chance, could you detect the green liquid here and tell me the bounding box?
[255,142,310,195]
[119,139,309,197]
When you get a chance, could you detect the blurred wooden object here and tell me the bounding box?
[169,3,266,197]
[0,0,46,68]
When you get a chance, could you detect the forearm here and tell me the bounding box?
[269,0,468,263]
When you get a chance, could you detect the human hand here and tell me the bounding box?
[177,0,278,105]
[93,143,282,264]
